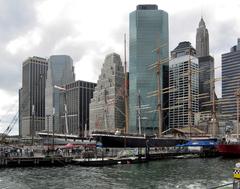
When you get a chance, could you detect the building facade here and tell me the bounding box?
[89,53,125,133]
[222,39,240,116]
[129,4,169,134]
[198,56,214,112]
[59,80,96,137]
[19,56,48,137]
[169,42,199,128]
[45,55,75,133]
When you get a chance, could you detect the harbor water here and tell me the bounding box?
[0,158,236,189]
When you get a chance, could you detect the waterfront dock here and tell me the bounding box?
[0,156,73,168]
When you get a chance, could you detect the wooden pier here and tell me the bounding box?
[0,156,73,168]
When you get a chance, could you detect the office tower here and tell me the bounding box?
[222,39,240,116]
[196,18,209,57]
[169,42,199,128]
[59,80,96,137]
[196,18,214,112]
[45,55,75,133]
[198,56,214,111]
[19,56,48,137]
[129,4,169,134]
[89,53,125,133]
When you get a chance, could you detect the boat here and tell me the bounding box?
[91,131,186,148]
[217,137,240,157]
[73,156,147,166]
[177,137,219,157]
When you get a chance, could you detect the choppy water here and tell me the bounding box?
[0,158,237,189]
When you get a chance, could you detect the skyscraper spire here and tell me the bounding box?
[196,17,209,57]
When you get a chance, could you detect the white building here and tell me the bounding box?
[89,53,125,133]
[169,42,199,128]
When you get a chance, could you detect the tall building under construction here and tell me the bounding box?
[89,53,125,132]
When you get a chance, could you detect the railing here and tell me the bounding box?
[208,182,233,189]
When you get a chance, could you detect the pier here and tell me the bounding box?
[0,156,73,168]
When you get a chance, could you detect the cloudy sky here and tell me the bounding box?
[0,0,240,134]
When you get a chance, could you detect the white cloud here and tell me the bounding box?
[6,28,42,54]
[1,0,240,134]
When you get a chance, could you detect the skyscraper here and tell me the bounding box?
[196,18,214,112]
[45,55,75,133]
[169,42,199,128]
[196,18,209,57]
[19,56,48,137]
[89,53,125,133]
[222,39,240,116]
[129,4,169,134]
[59,80,96,136]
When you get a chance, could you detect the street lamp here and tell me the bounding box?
[54,85,69,135]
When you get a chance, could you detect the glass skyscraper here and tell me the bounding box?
[45,55,75,133]
[129,5,169,134]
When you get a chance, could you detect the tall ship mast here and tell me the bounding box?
[124,34,129,134]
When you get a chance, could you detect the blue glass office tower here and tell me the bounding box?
[129,5,169,134]
[45,55,75,133]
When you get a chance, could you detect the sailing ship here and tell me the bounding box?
[91,36,188,148]
[217,77,240,157]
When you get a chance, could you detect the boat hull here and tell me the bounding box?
[93,134,186,148]
[217,144,240,157]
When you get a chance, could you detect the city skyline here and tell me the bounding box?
[0,0,240,134]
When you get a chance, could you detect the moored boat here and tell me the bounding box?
[217,142,240,157]
[91,131,186,148]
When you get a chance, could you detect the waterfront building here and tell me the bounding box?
[59,80,96,137]
[19,56,48,137]
[222,39,240,116]
[169,42,199,128]
[45,55,75,133]
[129,4,169,134]
[196,18,214,112]
[89,53,125,133]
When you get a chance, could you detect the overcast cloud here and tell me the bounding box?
[0,0,240,134]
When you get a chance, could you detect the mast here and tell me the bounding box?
[124,34,129,134]
[236,89,240,139]
[211,72,217,137]
[188,49,192,138]
[156,48,163,137]
[137,90,142,135]
[64,91,69,135]
[104,88,108,130]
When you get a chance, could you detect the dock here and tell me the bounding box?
[0,156,73,168]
